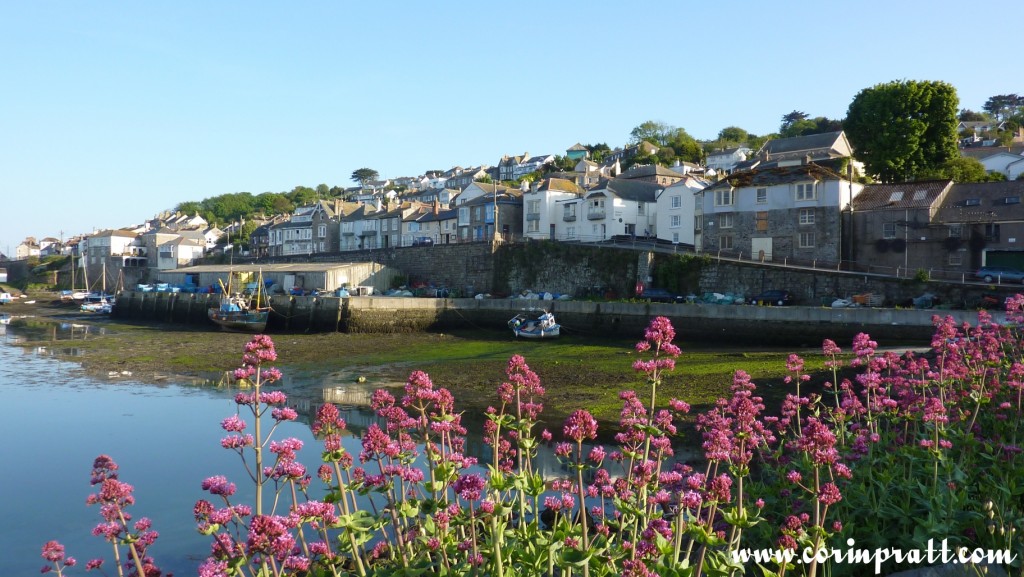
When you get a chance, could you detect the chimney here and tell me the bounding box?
[433,199,440,215]
[531,180,540,193]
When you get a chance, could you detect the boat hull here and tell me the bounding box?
[208,308,269,332]
[508,311,560,339]
[512,325,561,339]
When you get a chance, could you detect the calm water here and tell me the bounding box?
[0,318,579,576]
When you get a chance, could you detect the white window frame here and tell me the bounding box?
[948,224,963,238]
[715,189,734,206]
[671,195,682,209]
[948,249,965,266]
[799,231,815,248]
[795,182,817,201]
[719,213,734,229]
[719,235,733,250]
[670,215,681,227]
[883,222,897,239]
[756,187,767,203]
[799,208,815,225]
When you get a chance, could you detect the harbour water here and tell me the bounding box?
[0,318,590,575]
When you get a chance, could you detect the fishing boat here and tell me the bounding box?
[508,309,560,339]
[208,272,270,332]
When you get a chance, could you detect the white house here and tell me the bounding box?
[656,175,708,246]
[705,147,752,174]
[980,151,1024,180]
[522,178,583,241]
[577,178,663,241]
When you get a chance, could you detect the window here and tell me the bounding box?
[985,223,1000,241]
[799,231,815,248]
[672,232,679,243]
[671,195,682,208]
[694,215,702,232]
[795,182,816,201]
[948,250,964,266]
[670,215,681,227]
[458,207,470,224]
[719,213,734,229]
[527,200,540,214]
[964,198,981,207]
[719,235,733,250]
[756,211,768,232]
[948,224,963,238]
[883,222,897,239]
[527,219,539,233]
[563,204,576,219]
[637,203,645,215]
[756,187,767,203]
[473,206,482,220]
[799,208,815,225]
[567,226,575,238]
[715,189,734,206]
[318,224,327,238]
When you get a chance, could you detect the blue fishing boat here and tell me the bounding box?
[508,309,560,339]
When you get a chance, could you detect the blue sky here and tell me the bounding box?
[2,0,1020,255]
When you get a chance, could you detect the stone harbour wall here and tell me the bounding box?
[113,291,1002,346]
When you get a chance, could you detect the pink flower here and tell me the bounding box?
[563,409,598,443]
[818,482,843,506]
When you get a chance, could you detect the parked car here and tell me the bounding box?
[640,287,685,303]
[751,289,794,306]
[974,266,1024,284]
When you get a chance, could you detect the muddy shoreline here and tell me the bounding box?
[1,295,833,425]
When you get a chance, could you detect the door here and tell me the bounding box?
[752,237,773,262]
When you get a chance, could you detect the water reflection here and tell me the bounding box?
[0,320,618,576]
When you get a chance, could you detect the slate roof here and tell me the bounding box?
[760,131,845,156]
[851,180,953,211]
[618,164,684,180]
[705,163,845,192]
[936,180,1024,222]
[417,208,458,223]
[588,178,663,203]
[567,143,587,151]
[959,146,1024,160]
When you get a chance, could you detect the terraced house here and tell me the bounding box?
[699,162,863,263]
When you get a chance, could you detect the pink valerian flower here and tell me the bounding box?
[311,403,347,437]
[202,475,237,497]
[818,482,843,506]
[246,515,294,560]
[502,354,546,420]
[41,540,76,572]
[271,406,298,421]
[453,473,486,502]
[563,409,599,443]
[221,415,247,432]
[796,417,839,466]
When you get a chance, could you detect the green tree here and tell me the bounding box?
[585,143,611,163]
[780,110,809,132]
[717,126,749,143]
[351,168,379,187]
[958,108,988,121]
[287,186,318,207]
[316,184,330,198]
[664,127,704,164]
[629,120,671,145]
[917,157,1006,183]
[176,201,202,215]
[982,94,1023,120]
[844,80,960,183]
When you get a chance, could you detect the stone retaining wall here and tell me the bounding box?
[113,291,1001,345]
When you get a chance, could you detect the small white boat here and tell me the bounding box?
[509,310,560,339]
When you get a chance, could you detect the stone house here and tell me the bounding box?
[698,163,863,263]
[848,180,955,276]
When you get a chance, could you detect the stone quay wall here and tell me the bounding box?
[112,291,999,346]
